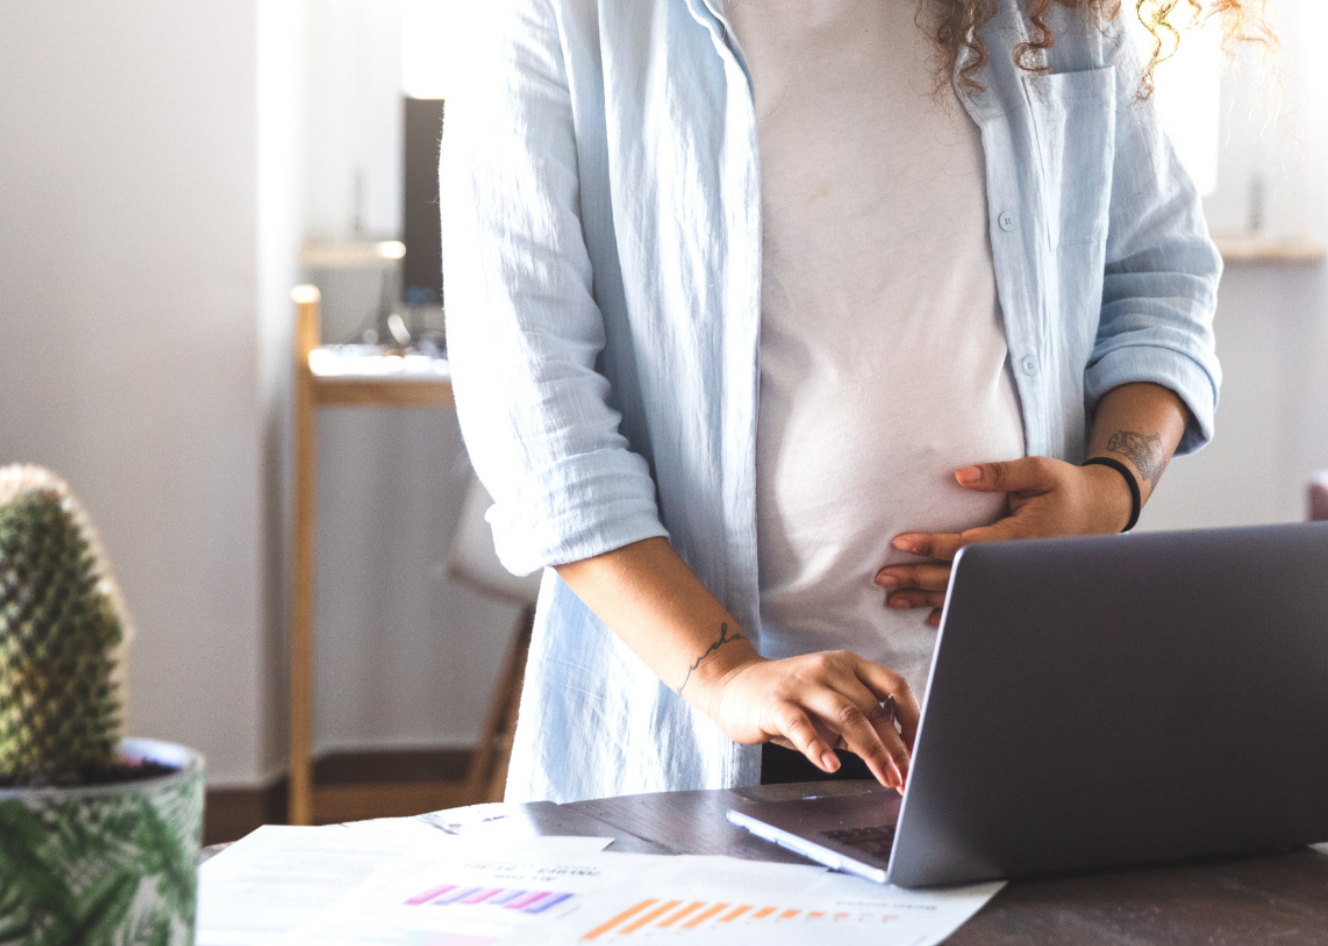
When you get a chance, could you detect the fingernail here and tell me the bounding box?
[956,466,982,485]
[888,596,909,609]
[889,760,904,787]
[821,752,840,772]
[891,537,916,554]
[875,573,898,589]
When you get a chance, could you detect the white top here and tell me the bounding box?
[730,0,1026,691]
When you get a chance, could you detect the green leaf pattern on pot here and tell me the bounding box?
[0,767,201,946]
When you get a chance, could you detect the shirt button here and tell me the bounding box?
[1021,355,1039,376]
[998,211,1017,232]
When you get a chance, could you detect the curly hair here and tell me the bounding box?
[933,0,1275,94]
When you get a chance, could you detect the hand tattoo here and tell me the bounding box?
[677,622,745,695]
[1106,430,1165,487]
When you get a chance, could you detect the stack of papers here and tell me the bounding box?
[197,807,1003,946]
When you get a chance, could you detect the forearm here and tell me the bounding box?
[556,536,917,786]
[553,537,761,717]
[1087,382,1190,507]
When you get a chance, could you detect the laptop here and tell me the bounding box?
[728,523,1328,888]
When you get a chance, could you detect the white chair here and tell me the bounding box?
[447,474,541,803]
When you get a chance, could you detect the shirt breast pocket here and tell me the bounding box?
[1028,66,1117,247]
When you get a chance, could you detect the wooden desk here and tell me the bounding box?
[202,779,1328,941]
[523,780,1328,945]
[289,286,456,827]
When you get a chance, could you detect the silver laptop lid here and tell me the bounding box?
[887,523,1328,887]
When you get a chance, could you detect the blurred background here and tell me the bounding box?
[1,1,1325,843]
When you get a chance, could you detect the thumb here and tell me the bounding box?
[952,514,1042,548]
[954,457,1059,494]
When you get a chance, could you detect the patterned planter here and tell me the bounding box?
[0,738,204,946]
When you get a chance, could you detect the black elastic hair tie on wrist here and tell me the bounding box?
[1083,456,1141,533]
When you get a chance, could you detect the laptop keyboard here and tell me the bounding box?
[818,824,898,860]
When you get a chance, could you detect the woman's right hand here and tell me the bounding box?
[553,538,919,791]
[706,651,920,791]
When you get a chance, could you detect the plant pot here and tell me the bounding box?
[0,738,205,945]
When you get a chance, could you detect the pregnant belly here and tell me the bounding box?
[755,364,1025,683]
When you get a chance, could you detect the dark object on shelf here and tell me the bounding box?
[403,96,446,307]
[1310,472,1328,522]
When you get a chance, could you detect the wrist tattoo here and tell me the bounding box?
[677,622,745,695]
[1106,430,1165,488]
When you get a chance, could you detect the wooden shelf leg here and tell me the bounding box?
[289,286,321,825]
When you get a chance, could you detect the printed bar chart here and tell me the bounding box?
[579,897,900,940]
[405,883,575,915]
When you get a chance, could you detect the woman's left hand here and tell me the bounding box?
[874,457,1134,627]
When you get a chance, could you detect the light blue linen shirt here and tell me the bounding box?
[442,0,1222,804]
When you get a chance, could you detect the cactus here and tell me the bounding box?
[0,465,128,786]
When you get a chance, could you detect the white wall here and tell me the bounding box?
[258,0,308,779]
[0,1,271,784]
[304,0,404,240]
[1144,1,1328,532]
[311,411,517,754]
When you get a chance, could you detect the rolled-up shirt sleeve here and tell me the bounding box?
[1086,32,1222,456]
[442,0,668,576]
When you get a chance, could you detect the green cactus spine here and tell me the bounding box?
[0,465,127,786]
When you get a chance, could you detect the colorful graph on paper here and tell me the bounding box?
[405,883,576,915]
[578,898,900,940]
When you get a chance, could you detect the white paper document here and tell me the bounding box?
[197,821,453,946]
[501,854,1003,946]
[197,819,610,946]
[279,843,1002,946]
[282,838,634,946]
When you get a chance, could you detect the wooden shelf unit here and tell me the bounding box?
[288,285,456,826]
[1214,233,1327,267]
